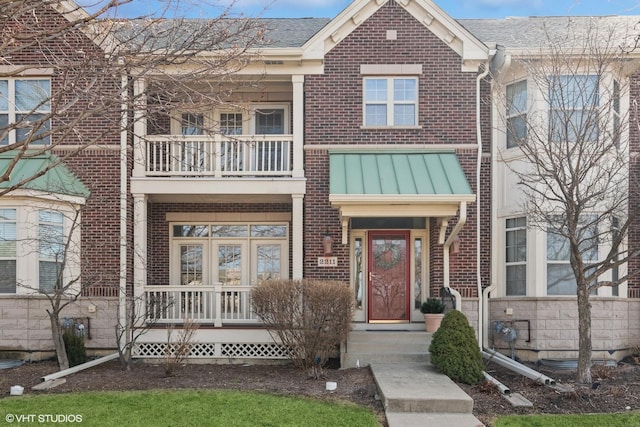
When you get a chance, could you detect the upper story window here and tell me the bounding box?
[181,113,204,136]
[549,75,599,143]
[255,109,285,134]
[363,77,418,127]
[505,217,526,296]
[0,79,51,145]
[506,80,527,148]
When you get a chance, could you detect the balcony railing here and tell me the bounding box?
[145,135,292,177]
[144,284,259,326]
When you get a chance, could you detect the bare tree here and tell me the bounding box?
[496,19,640,383]
[0,0,266,193]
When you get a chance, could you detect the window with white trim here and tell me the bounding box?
[171,223,288,286]
[547,216,598,295]
[363,77,418,127]
[506,80,527,148]
[0,209,17,293]
[0,79,51,145]
[505,217,526,296]
[38,210,64,293]
[549,75,599,143]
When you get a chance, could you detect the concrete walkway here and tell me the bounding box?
[370,364,484,427]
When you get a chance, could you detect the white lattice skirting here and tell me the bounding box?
[133,342,289,359]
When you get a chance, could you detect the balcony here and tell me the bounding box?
[144,134,293,177]
[144,284,259,326]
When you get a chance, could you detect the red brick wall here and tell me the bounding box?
[303,1,483,296]
[4,5,125,297]
[628,72,640,297]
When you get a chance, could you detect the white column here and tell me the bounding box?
[292,75,305,178]
[132,78,147,178]
[292,194,304,279]
[133,194,148,302]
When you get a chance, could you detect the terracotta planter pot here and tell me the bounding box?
[424,313,444,333]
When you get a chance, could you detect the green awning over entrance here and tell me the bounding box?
[330,152,473,198]
[0,152,90,198]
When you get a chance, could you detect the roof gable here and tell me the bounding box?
[302,0,489,71]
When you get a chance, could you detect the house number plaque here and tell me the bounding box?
[317,257,338,267]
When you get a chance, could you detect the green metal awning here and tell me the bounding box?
[329,151,475,243]
[330,151,474,201]
[0,151,90,198]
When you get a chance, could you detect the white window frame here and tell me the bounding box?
[0,208,17,293]
[0,200,80,296]
[0,78,51,145]
[505,217,527,296]
[362,77,419,128]
[548,74,599,143]
[170,222,289,287]
[506,80,527,149]
[250,104,290,135]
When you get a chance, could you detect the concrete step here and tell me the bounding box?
[372,364,474,414]
[386,412,484,427]
[343,330,432,367]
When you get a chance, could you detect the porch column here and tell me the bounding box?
[132,78,147,178]
[292,75,304,178]
[133,194,148,305]
[292,194,304,279]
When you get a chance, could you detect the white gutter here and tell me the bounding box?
[483,371,510,394]
[442,202,467,310]
[483,349,556,385]
[475,63,490,346]
[118,67,128,356]
[41,353,120,382]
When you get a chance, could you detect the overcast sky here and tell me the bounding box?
[103,0,640,19]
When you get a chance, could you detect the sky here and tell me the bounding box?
[102,0,640,19]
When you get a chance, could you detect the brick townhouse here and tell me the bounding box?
[1,0,639,366]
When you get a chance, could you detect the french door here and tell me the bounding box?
[368,231,410,322]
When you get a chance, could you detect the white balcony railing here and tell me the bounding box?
[145,135,292,177]
[144,284,259,326]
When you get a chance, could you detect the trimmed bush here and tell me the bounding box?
[428,309,484,385]
[63,330,88,367]
[251,279,353,377]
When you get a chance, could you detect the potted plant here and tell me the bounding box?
[420,298,445,333]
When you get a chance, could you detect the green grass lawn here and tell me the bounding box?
[494,412,640,427]
[0,390,379,427]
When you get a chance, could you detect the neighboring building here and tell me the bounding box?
[1,0,639,365]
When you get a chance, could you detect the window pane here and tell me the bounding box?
[354,237,363,310]
[173,225,209,237]
[507,81,527,115]
[250,225,286,237]
[414,238,422,310]
[39,210,63,223]
[39,260,60,293]
[547,264,576,295]
[365,105,387,126]
[16,113,50,144]
[506,217,525,229]
[394,104,415,126]
[218,244,242,285]
[547,231,570,261]
[0,80,7,110]
[506,265,526,296]
[256,244,281,283]
[180,245,202,285]
[255,109,284,134]
[394,79,416,102]
[221,113,243,135]
[0,114,7,144]
[0,259,16,293]
[212,225,247,237]
[507,115,526,148]
[0,208,16,258]
[15,80,50,111]
[181,113,204,136]
[365,79,387,102]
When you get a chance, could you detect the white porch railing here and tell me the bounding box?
[144,285,259,326]
[145,135,292,177]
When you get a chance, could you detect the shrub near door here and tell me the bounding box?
[420,298,445,332]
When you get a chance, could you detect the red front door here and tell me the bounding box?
[368,231,410,322]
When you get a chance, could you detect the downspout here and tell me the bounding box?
[441,202,466,310]
[483,45,509,347]
[118,67,128,355]
[475,62,491,347]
